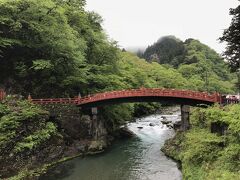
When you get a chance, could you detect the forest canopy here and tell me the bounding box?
[0,0,236,98]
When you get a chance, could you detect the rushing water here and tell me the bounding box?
[40,109,182,180]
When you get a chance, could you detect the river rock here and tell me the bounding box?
[118,127,135,138]
[149,123,155,126]
[166,124,174,129]
[76,144,87,153]
[137,126,143,129]
[88,139,107,152]
[173,121,181,130]
[161,116,167,120]
[161,120,172,125]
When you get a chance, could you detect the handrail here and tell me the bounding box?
[30,88,222,105]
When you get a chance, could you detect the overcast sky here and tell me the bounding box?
[86,0,239,53]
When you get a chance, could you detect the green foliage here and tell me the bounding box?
[222,105,240,134]
[143,36,186,67]
[170,129,223,179]
[0,103,10,116]
[178,39,234,93]
[0,0,84,95]
[200,104,240,135]
[184,39,231,80]
[134,103,161,117]
[0,0,118,97]
[118,52,191,89]
[163,104,240,179]
[215,144,240,172]
[31,60,53,70]
[220,3,240,72]
[0,100,46,144]
[180,129,223,164]
[206,169,240,180]
[161,132,184,161]
[14,122,57,153]
[141,36,234,93]
[0,98,55,155]
[101,104,134,132]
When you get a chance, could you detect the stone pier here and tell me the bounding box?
[180,105,190,131]
[91,107,98,140]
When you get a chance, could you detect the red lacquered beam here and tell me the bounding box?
[29,88,222,106]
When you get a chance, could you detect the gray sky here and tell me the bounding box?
[86,0,239,53]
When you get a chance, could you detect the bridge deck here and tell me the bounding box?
[29,88,222,106]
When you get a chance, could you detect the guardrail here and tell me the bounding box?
[77,88,221,105]
[29,88,222,105]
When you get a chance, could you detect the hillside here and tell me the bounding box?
[162,104,240,179]
[140,36,236,93]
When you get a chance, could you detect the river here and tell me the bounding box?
[40,108,182,180]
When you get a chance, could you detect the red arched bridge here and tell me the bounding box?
[27,88,223,107]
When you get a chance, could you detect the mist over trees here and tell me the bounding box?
[136,36,235,93]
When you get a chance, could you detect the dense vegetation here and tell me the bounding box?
[142,36,186,67]
[0,0,121,97]
[141,36,236,93]
[0,0,235,143]
[162,104,240,179]
[0,0,236,96]
[0,96,61,178]
[0,97,54,154]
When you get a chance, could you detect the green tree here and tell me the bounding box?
[143,36,186,67]
[0,0,87,96]
[220,3,240,72]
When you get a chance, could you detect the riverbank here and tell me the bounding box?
[0,96,181,179]
[0,97,147,179]
[40,113,182,180]
[37,106,181,180]
[0,97,101,179]
[162,105,240,180]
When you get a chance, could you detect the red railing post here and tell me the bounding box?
[0,89,6,101]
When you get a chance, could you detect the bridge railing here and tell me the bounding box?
[29,88,222,105]
[30,98,79,104]
[77,88,221,105]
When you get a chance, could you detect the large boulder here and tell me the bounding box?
[161,120,172,125]
[173,121,181,130]
[88,139,107,153]
[117,127,136,138]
